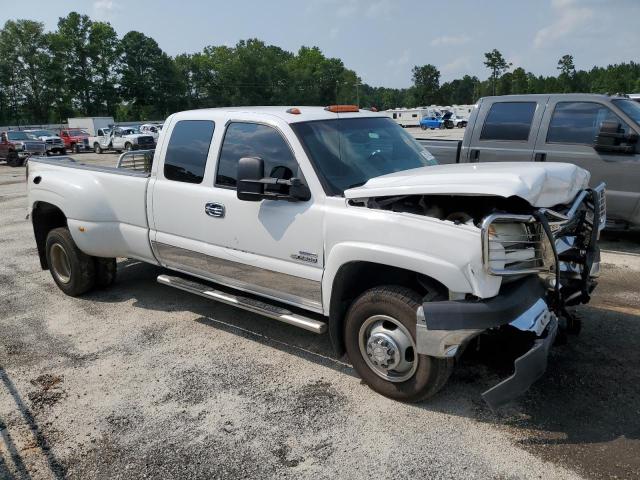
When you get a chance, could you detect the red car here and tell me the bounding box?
[59,129,90,153]
[0,131,46,166]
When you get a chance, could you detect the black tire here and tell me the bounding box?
[7,151,20,167]
[420,125,427,130]
[45,227,95,296]
[94,143,103,154]
[124,143,132,152]
[60,148,67,155]
[344,286,453,402]
[94,257,117,288]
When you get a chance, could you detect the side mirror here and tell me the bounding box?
[237,156,311,202]
[237,157,265,201]
[594,121,638,154]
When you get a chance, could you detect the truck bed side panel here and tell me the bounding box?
[28,158,157,263]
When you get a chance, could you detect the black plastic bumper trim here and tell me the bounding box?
[481,316,558,410]
[422,276,545,331]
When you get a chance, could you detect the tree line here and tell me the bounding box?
[2,12,640,125]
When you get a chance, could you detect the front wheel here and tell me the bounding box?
[7,151,20,167]
[94,143,103,154]
[45,227,96,296]
[344,286,453,402]
[60,148,67,155]
[124,143,133,152]
[420,125,427,130]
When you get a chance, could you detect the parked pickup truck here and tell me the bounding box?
[25,129,66,155]
[27,105,605,408]
[0,130,46,166]
[59,128,90,153]
[418,94,640,229]
[90,126,155,153]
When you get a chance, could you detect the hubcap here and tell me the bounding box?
[50,243,71,284]
[359,315,418,382]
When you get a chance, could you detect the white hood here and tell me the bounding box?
[344,162,590,208]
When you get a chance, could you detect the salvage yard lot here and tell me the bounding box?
[1,155,640,479]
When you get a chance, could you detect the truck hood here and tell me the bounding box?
[343,162,590,208]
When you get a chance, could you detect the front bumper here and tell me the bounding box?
[416,277,558,409]
[482,316,557,409]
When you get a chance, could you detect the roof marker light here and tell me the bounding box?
[325,105,360,113]
[286,107,301,114]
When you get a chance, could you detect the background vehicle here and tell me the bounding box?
[384,108,431,127]
[451,114,468,128]
[139,123,162,142]
[59,128,90,153]
[420,115,444,130]
[68,117,114,137]
[25,129,66,155]
[0,130,45,166]
[27,105,603,409]
[90,126,155,153]
[418,94,640,229]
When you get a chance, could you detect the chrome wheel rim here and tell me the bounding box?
[358,315,418,382]
[50,243,71,284]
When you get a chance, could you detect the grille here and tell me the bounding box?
[481,214,551,276]
[46,138,63,145]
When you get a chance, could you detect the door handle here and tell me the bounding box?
[205,202,225,218]
[534,152,547,162]
[470,149,480,162]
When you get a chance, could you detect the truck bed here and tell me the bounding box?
[27,156,156,264]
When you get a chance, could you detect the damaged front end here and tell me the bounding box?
[415,183,606,409]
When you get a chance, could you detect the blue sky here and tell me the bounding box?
[3,0,639,88]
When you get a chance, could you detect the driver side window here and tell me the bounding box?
[216,122,300,189]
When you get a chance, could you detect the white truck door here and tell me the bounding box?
[151,119,324,313]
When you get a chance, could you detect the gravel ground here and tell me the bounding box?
[1,153,639,479]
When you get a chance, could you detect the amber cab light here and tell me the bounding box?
[286,107,301,114]
[325,105,360,113]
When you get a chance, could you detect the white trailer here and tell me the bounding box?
[383,108,432,127]
[68,117,114,137]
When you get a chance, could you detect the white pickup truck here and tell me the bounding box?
[89,126,156,154]
[27,105,605,408]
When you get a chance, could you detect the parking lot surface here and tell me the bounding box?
[1,153,639,479]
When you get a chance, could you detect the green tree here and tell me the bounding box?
[0,19,51,123]
[411,64,440,105]
[88,21,120,115]
[484,49,511,95]
[511,67,529,94]
[54,12,93,114]
[557,54,576,92]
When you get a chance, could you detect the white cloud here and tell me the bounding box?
[430,35,470,47]
[533,0,595,48]
[440,57,472,77]
[385,49,410,68]
[92,0,122,19]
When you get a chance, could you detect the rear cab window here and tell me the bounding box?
[164,120,215,184]
[480,102,537,141]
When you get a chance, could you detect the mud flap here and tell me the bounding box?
[482,317,558,410]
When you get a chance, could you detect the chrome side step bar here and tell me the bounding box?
[157,274,327,334]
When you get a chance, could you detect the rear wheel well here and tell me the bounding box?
[328,262,447,357]
[32,202,67,269]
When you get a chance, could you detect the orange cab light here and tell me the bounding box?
[325,105,360,113]
[286,107,301,114]
[370,107,378,112]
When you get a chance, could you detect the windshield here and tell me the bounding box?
[291,117,437,196]
[613,99,640,126]
[30,130,54,137]
[7,132,30,140]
